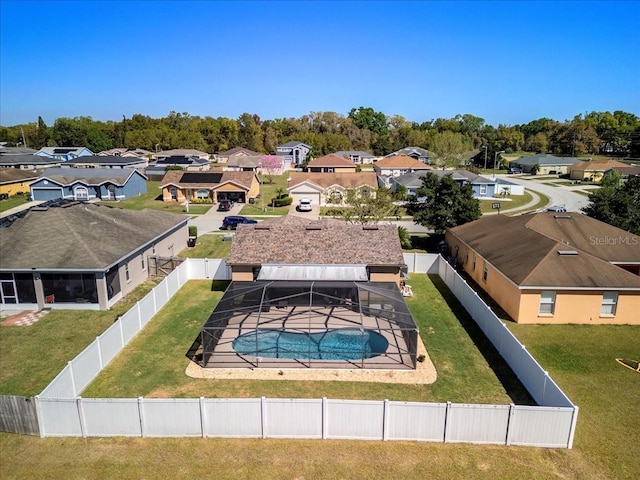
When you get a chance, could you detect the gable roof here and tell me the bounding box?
[36,167,145,186]
[335,150,376,158]
[306,154,354,168]
[569,159,630,172]
[385,147,431,158]
[155,156,209,166]
[159,170,256,190]
[0,154,61,167]
[226,155,263,168]
[0,204,187,270]
[448,213,640,289]
[65,155,147,166]
[217,147,261,156]
[288,172,378,190]
[36,147,93,156]
[0,146,38,155]
[227,216,405,267]
[375,155,433,169]
[0,169,41,185]
[278,141,310,149]
[156,149,209,157]
[514,154,583,166]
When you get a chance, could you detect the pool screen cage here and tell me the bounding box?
[187,281,419,370]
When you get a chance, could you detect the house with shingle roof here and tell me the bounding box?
[156,149,210,160]
[385,147,432,164]
[276,141,311,169]
[390,170,500,199]
[159,170,260,204]
[511,154,583,174]
[226,216,406,284]
[0,146,38,156]
[62,155,149,169]
[0,203,188,310]
[214,147,261,163]
[287,172,378,206]
[568,159,635,183]
[29,167,147,202]
[0,169,40,198]
[97,148,154,159]
[35,146,94,162]
[305,154,357,173]
[0,154,62,170]
[445,213,640,324]
[335,150,377,165]
[374,155,433,187]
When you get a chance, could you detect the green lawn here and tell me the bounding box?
[479,191,533,214]
[178,233,233,259]
[0,195,30,213]
[239,174,292,216]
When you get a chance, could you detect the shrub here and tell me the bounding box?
[271,196,293,207]
[188,226,198,238]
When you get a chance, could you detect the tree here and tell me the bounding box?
[397,226,412,249]
[428,131,470,169]
[582,176,640,235]
[413,173,481,234]
[342,187,395,224]
[258,155,282,184]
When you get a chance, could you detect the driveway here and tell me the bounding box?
[494,174,590,213]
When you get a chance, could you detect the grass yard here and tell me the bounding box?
[479,191,533,214]
[83,275,527,404]
[239,174,291,216]
[178,233,233,259]
[0,195,30,213]
[96,181,211,215]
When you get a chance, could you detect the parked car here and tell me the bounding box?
[545,205,567,213]
[217,200,233,212]
[296,198,313,212]
[221,215,258,230]
[507,167,522,174]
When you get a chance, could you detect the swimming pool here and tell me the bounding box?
[232,328,389,360]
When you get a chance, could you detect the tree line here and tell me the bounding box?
[2,108,639,160]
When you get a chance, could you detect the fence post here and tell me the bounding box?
[137,301,142,330]
[34,395,45,438]
[152,288,157,315]
[260,396,267,439]
[96,336,103,370]
[567,405,579,449]
[77,397,86,438]
[322,397,328,439]
[118,317,124,349]
[382,399,389,441]
[138,397,145,438]
[443,401,452,443]
[68,361,77,397]
[199,397,206,438]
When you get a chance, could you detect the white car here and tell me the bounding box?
[297,198,313,212]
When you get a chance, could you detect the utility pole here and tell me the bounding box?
[482,146,488,170]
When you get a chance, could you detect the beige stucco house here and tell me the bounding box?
[226,216,405,286]
[569,159,632,183]
[445,213,640,324]
[287,172,378,206]
[159,170,260,204]
[305,154,357,173]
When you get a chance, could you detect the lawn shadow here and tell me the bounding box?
[429,274,535,405]
[211,280,231,292]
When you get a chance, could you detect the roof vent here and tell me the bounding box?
[554,215,572,219]
[305,225,323,231]
[558,250,579,255]
[255,225,271,230]
[363,225,379,230]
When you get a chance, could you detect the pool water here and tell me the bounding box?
[232,328,389,360]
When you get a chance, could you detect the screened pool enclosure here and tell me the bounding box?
[187,281,419,370]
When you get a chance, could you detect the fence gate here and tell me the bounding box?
[148,256,185,277]
[0,395,39,435]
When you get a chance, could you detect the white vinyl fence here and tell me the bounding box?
[33,255,577,448]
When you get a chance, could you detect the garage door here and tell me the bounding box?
[290,192,321,205]
[31,188,64,201]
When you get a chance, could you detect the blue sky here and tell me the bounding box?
[1,0,639,127]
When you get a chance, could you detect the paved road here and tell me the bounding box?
[495,174,591,213]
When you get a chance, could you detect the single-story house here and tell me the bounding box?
[97,148,154,159]
[214,147,261,163]
[0,154,62,170]
[35,147,94,162]
[276,141,311,169]
[511,154,583,174]
[224,155,285,175]
[226,215,406,286]
[61,155,149,169]
[334,150,377,164]
[494,177,525,196]
[445,213,640,324]
[385,147,432,164]
[29,168,148,202]
[374,155,434,187]
[390,170,500,199]
[159,170,260,204]
[0,169,40,198]
[305,154,357,173]
[0,146,38,156]
[0,203,188,310]
[568,159,634,183]
[145,156,212,180]
[156,149,210,161]
[287,172,378,205]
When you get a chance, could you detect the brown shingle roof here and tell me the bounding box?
[0,169,40,184]
[288,172,378,190]
[570,159,629,172]
[0,204,187,270]
[159,170,255,190]
[375,155,433,169]
[306,154,355,167]
[448,213,640,289]
[227,216,405,267]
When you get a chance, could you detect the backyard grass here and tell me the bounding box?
[96,181,211,215]
[178,233,233,259]
[479,191,533,214]
[83,275,527,404]
[0,195,30,213]
[0,278,163,396]
[239,174,291,216]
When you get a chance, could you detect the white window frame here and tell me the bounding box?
[196,189,209,200]
[539,291,556,315]
[74,186,89,200]
[480,184,487,195]
[600,292,618,316]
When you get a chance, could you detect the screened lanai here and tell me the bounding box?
[188,281,419,370]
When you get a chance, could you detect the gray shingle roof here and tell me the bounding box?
[39,167,144,186]
[513,154,583,166]
[0,204,188,270]
[0,154,60,166]
[65,155,147,165]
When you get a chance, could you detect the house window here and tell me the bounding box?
[141,254,145,271]
[170,187,178,200]
[74,186,89,200]
[329,190,342,204]
[482,262,488,282]
[480,184,487,195]
[601,292,618,316]
[125,263,130,282]
[196,189,209,199]
[539,291,556,315]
